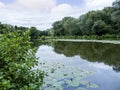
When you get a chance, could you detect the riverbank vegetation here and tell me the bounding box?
[1,1,120,41]
[0,1,120,41]
[0,0,119,89]
[0,31,44,89]
[50,0,120,38]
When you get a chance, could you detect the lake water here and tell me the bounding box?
[36,41,120,90]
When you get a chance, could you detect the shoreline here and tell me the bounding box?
[55,39,120,44]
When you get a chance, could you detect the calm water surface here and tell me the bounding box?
[36,41,120,90]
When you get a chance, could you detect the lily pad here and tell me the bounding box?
[37,60,98,90]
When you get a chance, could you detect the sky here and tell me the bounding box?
[0,0,114,30]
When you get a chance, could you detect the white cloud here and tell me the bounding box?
[51,0,114,18]
[0,1,5,8]
[0,0,115,30]
[8,0,56,12]
[0,8,59,30]
[85,0,114,11]
[52,4,73,15]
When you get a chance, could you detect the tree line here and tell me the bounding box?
[50,0,120,37]
[0,23,49,40]
[0,0,120,39]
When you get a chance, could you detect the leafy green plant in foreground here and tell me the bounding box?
[0,31,44,90]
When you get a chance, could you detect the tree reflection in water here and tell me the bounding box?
[52,41,120,72]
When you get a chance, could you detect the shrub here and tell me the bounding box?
[0,31,44,90]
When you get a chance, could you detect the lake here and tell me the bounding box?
[36,41,120,90]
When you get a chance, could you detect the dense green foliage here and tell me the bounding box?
[0,1,119,40]
[0,31,44,90]
[51,0,120,37]
[0,23,49,40]
[0,0,119,89]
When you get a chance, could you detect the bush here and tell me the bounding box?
[0,31,44,90]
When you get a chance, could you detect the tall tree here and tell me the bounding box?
[92,20,111,36]
[29,27,40,39]
[52,21,65,36]
[113,0,120,9]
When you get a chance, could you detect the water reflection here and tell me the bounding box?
[36,41,120,90]
[52,41,120,72]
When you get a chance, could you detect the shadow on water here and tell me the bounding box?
[51,41,120,72]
